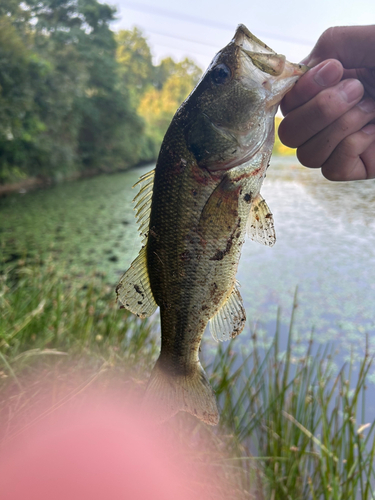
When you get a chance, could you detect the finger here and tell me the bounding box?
[279,79,364,148]
[281,59,343,115]
[342,68,375,100]
[297,98,375,168]
[321,124,375,181]
[358,136,375,178]
[305,26,375,69]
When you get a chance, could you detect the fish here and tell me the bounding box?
[116,24,308,425]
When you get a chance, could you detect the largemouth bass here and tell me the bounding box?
[116,25,308,425]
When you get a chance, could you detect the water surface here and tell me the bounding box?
[1,157,374,382]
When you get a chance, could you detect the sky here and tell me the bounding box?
[110,0,374,70]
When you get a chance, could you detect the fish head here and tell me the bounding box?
[182,24,309,171]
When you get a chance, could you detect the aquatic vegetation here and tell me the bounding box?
[211,304,375,499]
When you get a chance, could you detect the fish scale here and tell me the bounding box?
[116,24,308,425]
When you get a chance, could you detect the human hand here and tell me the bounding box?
[279,26,375,181]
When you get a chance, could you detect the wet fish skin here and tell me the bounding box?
[116,25,308,425]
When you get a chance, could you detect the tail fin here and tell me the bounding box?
[143,358,219,426]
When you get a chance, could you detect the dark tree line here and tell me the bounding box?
[0,0,145,183]
[0,1,202,185]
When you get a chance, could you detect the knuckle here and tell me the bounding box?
[321,136,358,181]
[319,27,335,44]
[339,134,358,157]
[313,91,335,123]
[315,27,338,54]
[336,112,353,134]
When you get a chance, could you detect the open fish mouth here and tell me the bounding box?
[234,24,309,104]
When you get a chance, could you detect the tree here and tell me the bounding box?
[28,0,144,172]
[0,11,49,183]
[138,57,202,156]
[116,28,202,161]
[0,0,145,183]
[116,28,153,102]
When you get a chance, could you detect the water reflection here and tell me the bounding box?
[239,157,375,378]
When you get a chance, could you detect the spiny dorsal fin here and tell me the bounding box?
[246,194,276,247]
[116,246,157,318]
[209,283,246,342]
[133,169,155,243]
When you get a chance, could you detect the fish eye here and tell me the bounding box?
[211,63,231,85]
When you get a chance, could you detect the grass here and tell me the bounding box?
[210,306,375,499]
[1,260,374,499]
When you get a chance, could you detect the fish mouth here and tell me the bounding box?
[234,24,309,105]
[265,60,309,106]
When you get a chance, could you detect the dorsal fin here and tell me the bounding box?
[116,246,158,318]
[133,169,155,243]
[246,194,276,246]
[209,283,246,342]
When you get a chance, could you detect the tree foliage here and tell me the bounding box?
[116,27,153,102]
[116,29,202,162]
[0,0,143,183]
[138,60,201,154]
[0,12,202,185]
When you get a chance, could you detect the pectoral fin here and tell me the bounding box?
[116,246,157,318]
[246,194,276,247]
[209,283,246,342]
[198,175,241,242]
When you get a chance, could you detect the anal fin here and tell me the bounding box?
[246,193,276,247]
[209,283,246,342]
[116,246,157,318]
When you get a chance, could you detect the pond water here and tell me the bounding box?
[1,156,375,386]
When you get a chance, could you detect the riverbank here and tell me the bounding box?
[0,148,293,198]
[0,160,156,197]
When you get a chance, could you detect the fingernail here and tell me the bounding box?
[357,99,375,113]
[339,79,363,104]
[362,124,375,135]
[313,61,341,87]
